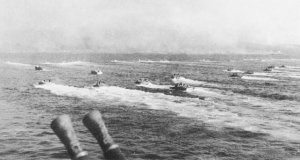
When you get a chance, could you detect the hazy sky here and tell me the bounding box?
[0,0,300,53]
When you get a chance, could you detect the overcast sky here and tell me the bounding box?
[0,0,299,53]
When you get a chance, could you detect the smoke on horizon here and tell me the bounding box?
[0,0,300,54]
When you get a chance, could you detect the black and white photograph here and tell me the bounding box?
[0,0,300,159]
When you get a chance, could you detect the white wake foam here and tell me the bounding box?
[242,76,279,81]
[172,77,207,86]
[261,58,300,62]
[137,81,224,99]
[199,59,219,63]
[223,69,244,73]
[138,59,170,63]
[34,83,300,141]
[43,61,97,67]
[111,60,134,63]
[288,75,300,79]
[275,67,300,73]
[253,72,272,76]
[136,83,171,89]
[186,87,223,98]
[137,82,223,99]
[5,61,32,67]
[243,58,261,61]
[255,66,300,79]
[172,77,220,88]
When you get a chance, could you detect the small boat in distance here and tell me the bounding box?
[170,82,189,91]
[93,80,105,87]
[38,79,51,85]
[229,73,242,78]
[244,70,254,74]
[263,66,274,72]
[279,65,286,68]
[171,74,181,79]
[226,68,233,72]
[135,78,149,84]
[91,70,103,75]
[35,66,43,71]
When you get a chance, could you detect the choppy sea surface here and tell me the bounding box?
[0,53,300,160]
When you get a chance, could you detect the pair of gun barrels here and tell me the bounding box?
[51,110,126,160]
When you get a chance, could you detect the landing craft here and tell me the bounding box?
[226,68,233,72]
[171,74,181,79]
[170,82,189,91]
[229,73,242,78]
[279,65,286,68]
[93,80,105,87]
[135,78,150,84]
[263,68,273,72]
[38,80,51,85]
[35,66,43,71]
[244,70,254,74]
[264,65,275,71]
[91,70,103,75]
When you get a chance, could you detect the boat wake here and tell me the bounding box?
[138,59,170,63]
[256,66,300,79]
[199,59,219,63]
[241,76,279,81]
[136,81,223,99]
[111,60,134,63]
[261,58,300,62]
[4,61,50,71]
[186,87,223,98]
[136,83,171,89]
[5,61,32,67]
[223,69,244,73]
[172,77,220,88]
[34,82,300,141]
[172,77,207,86]
[42,61,98,67]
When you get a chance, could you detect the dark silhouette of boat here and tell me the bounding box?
[35,66,43,71]
[244,70,254,74]
[135,78,149,84]
[229,73,242,78]
[171,74,181,79]
[91,70,103,75]
[170,82,189,91]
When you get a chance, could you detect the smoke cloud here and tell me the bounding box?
[0,0,299,53]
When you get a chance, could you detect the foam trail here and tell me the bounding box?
[275,67,300,73]
[223,69,244,73]
[243,58,261,61]
[111,60,134,63]
[254,71,300,79]
[137,59,199,64]
[138,59,170,63]
[137,82,225,99]
[289,75,300,79]
[186,87,223,98]
[34,83,300,141]
[270,69,285,73]
[172,77,219,87]
[242,76,279,81]
[199,59,219,63]
[137,82,224,99]
[172,77,207,86]
[261,58,300,62]
[253,72,273,76]
[5,61,32,67]
[255,67,300,79]
[286,66,300,69]
[136,83,171,89]
[42,61,98,67]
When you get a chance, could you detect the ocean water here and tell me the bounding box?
[0,53,300,160]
